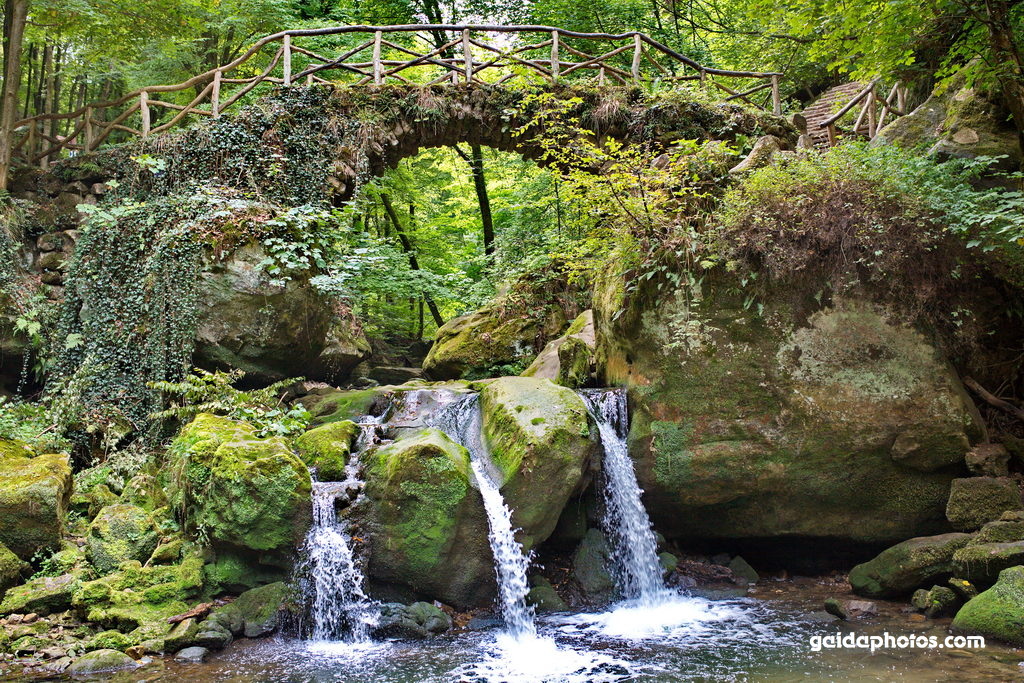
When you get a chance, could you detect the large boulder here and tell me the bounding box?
[422,304,566,380]
[0,572,80,615]
[166,414,311,556]
[521,310,596,388]
[208,581,289,638]
[952,511,1024,584]
[952,566,1024,646]
[193,244,370,382]
[874,69,1022,171]
[595,270,981,545]
[85,504,160,575]
[848,533,973,598]
[479,376,594,550]
[0,441,73,560]
[0,542,25,596]
[361,428,492,607]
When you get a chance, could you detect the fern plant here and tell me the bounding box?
[148,368,310,438]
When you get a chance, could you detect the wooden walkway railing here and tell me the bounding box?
[818,78,908,146]
[11,24,782,172]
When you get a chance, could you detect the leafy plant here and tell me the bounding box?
[149,368,310,438]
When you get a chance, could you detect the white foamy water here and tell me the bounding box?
[301,482,379,642]
[558,593,749,641]
[581,388,674,607]
[457,631,633,683]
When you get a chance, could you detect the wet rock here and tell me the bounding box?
[848,533,973,598]
[192,621,232,650]
[361,428,491,608]
[0,542,26,596]
[952,566,1024,646]
[372,601,452,639]
[965,444,1011,477]
[295,420,358,482]
[948,577,979,601]
[174,646,209,663]
[574,529,614,599]
[209,581,289,638]
[923,585,961,618]
[85,504,159,575]
[164,618,201,653]
[946,477,1022,531]
[824,598,876,620]
[67,649,139,675]
[728,556,759,584]
[658,552,678,574]
[952,540,1024,584]
[527,577,568,613]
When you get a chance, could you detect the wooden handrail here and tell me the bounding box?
[9,24,787,173]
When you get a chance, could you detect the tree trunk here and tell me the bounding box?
[0,0,30,187]
[39,40,52,167]
[468,143,495,255]
[982,0,1024,158]
[379,193,445,328]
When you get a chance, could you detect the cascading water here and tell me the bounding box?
[581,389,669,606]
[298,414,383,643]
[433,395,536,637]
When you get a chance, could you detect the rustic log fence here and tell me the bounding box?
[818,78,908,146]
[8,24,782,175]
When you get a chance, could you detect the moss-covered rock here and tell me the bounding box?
[527,578,569,613]
[874,69,1022,171]
[0,572,80,615]
[952,540,1024,585]
[480,377,594,550]
[946,477,1022,532]
[422,303,566,380]
[848,533,973,598]
[0,445,72,560]
[574,528,614,599]
[167,413,311,555]
[0,542,26,597]
[595,267,980,544]
[208,581,289,638]
[295,421,358,481]
[952,566,1024,646]
[361,428,492,608]
[300,387,389,426]
[521,310,596,388]
[67,648,140,675]
[86,504,160,575]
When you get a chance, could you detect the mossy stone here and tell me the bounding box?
[167,413,312,554]
[946,477,1023,532]
[67,649,139,675]
[527,584,568,613]
[0,542,25,596]
[951,540,1024,585]
[848,533,973,598]
[952,566,1024,646]
[0,448,72,560]
[362,428,492,608]
[87,629,135,652]
[480,376,593,550]
[301,388,387,426]
[210,581,289,638]
[295,420,358,481]
[86,504,160,575]
[574,528,614,598]
[0,572,79,616]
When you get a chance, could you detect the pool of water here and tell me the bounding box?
[128,588,1023,682]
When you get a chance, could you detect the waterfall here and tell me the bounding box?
[434,395,537,637]
[299,415,382,643]
[581,389,668,606]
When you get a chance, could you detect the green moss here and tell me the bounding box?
[88,629,135,652]
[0,542,25,593]
[0,438,34,460]
[86,504,160,575]
[946,478,1023,531]
[952,566,1024,646]
[167,413,311,554]
[295,420,358,481]
[366,429,471,577]
[0,452,72,560]
[303,389,384,426]
[848,533,973,598]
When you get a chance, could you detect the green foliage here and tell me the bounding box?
[0,397,70,454]
[149,368,310,438]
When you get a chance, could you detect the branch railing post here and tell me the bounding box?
[462,28,473,83]
[771,74,781,115]
[551,31,560,83]
[631,33,642,82]
[211,70,222,117]
[140,90,151,138]
[283,34,292,86]
[372,31,383,85]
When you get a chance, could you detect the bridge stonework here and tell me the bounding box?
[35,83,791,206]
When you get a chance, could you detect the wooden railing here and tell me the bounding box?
[11,24,782,171]
[819,78,908,146]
